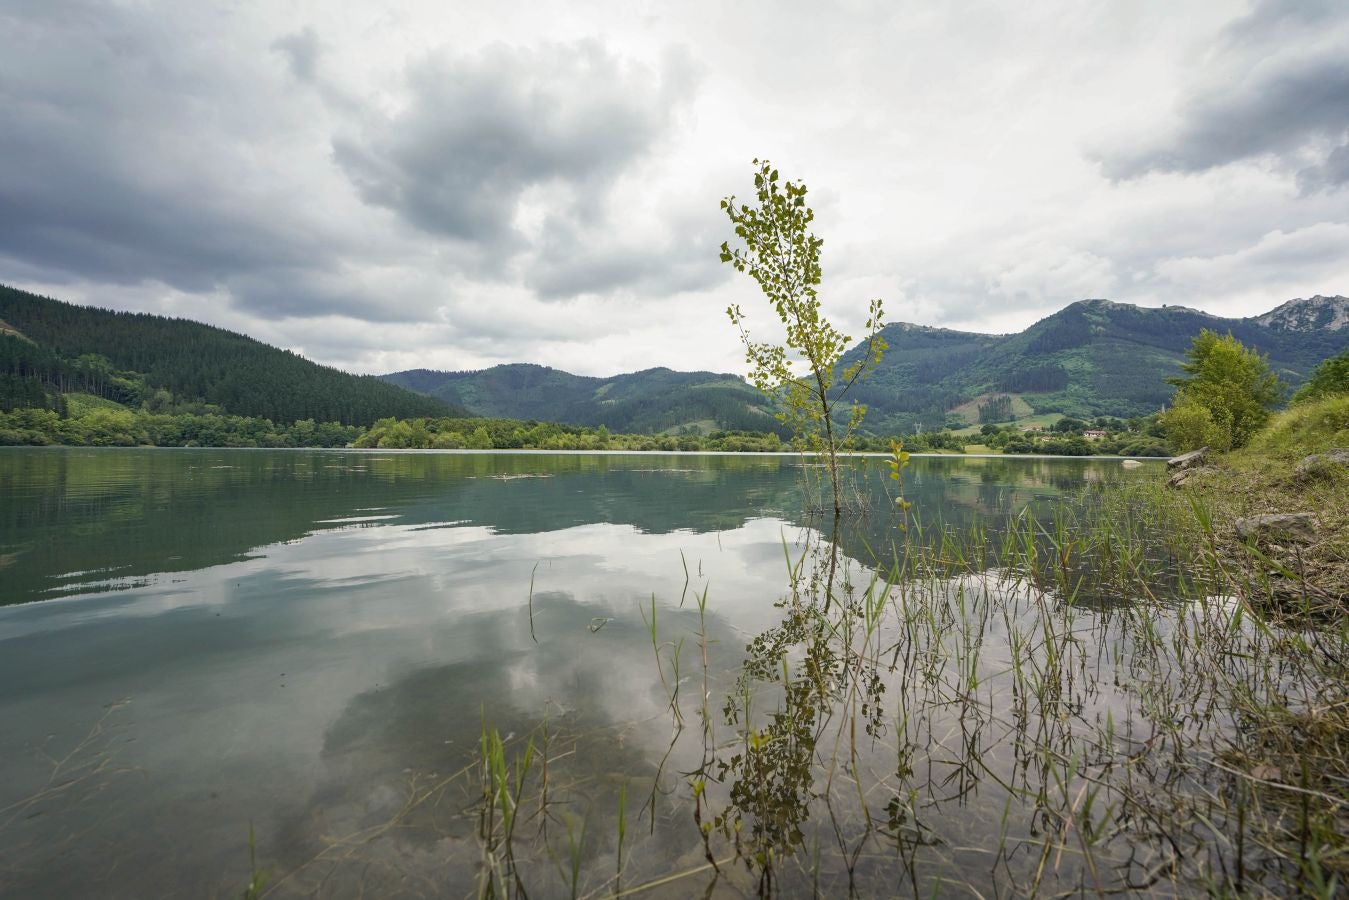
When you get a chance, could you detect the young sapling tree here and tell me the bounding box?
[720,159,886,517]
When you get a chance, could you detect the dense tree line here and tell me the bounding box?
[1,334,155,406]
[850,380,964,433]
[862,430,967,453]
[0,406,361,448]
[5,401,1172,457]
[1025,307,1097,353]
[978,414,1170,457]
[352,416,976,454]
[0,286,452,425]
[978,395,1013,423]
[0,373,65,414]
[353,416,788,452]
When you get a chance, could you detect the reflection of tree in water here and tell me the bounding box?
[0,449,811,605]
[721,606,830,858]
[673,489,1349,897]
[11,450,1225,896]
[688,528,901,894]
[2,449,1135,608]
[222,469,1339,897]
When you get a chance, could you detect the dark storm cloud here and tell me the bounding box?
[1093,0,1349,184]
[0,0,714,335]
[0,2,347,305]
[331,41,694,251]
[0,144,304,293]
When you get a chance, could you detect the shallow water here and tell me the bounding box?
[0,448,1166,897]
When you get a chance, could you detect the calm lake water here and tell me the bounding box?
[0,448,1167,897]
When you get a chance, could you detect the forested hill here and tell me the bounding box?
[387,296,1348,436]
[842,296,1349,433]
[0,285,455,425]
[384,364,783,435]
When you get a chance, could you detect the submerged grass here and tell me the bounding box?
[230,461,1347,897]
[0,699,139,896]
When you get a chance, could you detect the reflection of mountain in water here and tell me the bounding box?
[0,449,1157,605]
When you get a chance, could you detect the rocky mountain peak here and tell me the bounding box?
[1250,295,1349,332]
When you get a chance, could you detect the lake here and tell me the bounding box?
[2,447,1295,897]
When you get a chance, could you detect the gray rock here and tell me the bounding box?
[1167,465,1216,489]
[1167,447,1209,471]
[1121,459,1142,469]
[1234,513,1318,544]
[1295,448,1349,479]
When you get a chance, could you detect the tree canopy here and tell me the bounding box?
[1290,347,1349,404]
[719,159,886,515]
[1162,329,1283,452]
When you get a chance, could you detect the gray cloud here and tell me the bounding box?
[0,1,1343,377]
[525,202,727,299]
[227,268,429,324]
[331,41,694,254]
[526,242,723,300]
[0,0,718,362]
[0,2,351,299]
[1298,142,1349,192]
[1155,222,1349,291]
[1093,0,1349,183]
[1221,0,1346,48]
[273,27,322,83]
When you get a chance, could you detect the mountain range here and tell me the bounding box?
[3,284,1345,436]
[387,296,1349,434]
[841,295,1349,433]
[383,365,781,435]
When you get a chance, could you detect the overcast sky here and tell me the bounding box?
[2,0,1347,377]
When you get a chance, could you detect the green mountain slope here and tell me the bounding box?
[846,296,1349,433]
[0,285,455,425]
[384,364,782,435]
[387,296,1348,437]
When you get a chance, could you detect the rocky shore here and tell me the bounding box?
[1165,443,1347,610]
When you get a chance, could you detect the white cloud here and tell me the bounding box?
[1153,222,1349,315]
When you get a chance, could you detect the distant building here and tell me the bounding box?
[1083,429,1107,440]
[1021,424,1045,433]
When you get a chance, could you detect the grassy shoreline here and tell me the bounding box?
[1161,394,1348,611]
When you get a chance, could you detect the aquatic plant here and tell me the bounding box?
[221,464,1345,897]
